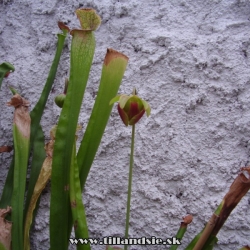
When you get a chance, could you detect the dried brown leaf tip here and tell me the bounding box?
[45,141,54,158]
[4,72,10,78]
[0,206,12,250]
[241,166,250,173]
[58,21,70,33]
[182,214,193,225]
[7,94,29,108]
[7,94,30,138]
[104,48,129,66]
[0,146,12,153]
[211,168,250,236]
[44,125,57,158]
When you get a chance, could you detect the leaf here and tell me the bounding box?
[24,26,68,228]
[50,27,96,250]
[0,62,14,90]
[7,94,30,250]
[106,246,123,250]
[70,140,90,250]
[77,48,128,189]
[0,146,12,153]
[23,127,55,250]
[75,8,101,31]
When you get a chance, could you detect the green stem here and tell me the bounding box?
[124,125,135,250]
[170,225,186,250]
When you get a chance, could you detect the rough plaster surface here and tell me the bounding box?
[1,0,250,249]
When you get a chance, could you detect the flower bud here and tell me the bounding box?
[4,71,10,77]
[54,93,66,108]
[110,89,150,126]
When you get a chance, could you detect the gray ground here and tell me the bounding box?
[1,0,250,249]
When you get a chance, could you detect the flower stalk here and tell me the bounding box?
[110,88,150,250]
[124,124,135,248]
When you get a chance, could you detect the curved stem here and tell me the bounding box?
[124,124,135,250]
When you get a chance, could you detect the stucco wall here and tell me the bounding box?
[1,0,250,249]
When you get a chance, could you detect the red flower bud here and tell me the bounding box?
[110,89,150,126]
[4,71,10,78]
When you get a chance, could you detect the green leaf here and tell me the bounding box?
[24,129,54,250]
[70,141,90,250]
[29,30,68,150]
[8,94,31,250]
[0,160,14,211]
[24,125,46,217]
[106,246,123,250]
[75,8,101,31]
[1,26,65,245]
[50,29,96,250]
[77,48,128,189]
[22,24,67,232]
[0,62,14,90]
[185,233,218,250]
[202,235,218,250]
[185,231,202,250]
[0,242,8,250]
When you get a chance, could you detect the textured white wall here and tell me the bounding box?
[1,0,250,249]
